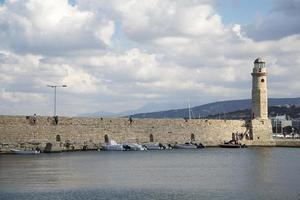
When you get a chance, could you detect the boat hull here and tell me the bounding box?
[10,149,40,155]
[173,144,198,149]
[123,143,147,151]
[219,144,247,148]
[146,146,162,150]
[101,145,124,151]
[144,143,165,150]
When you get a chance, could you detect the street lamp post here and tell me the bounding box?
[47,84,67,116]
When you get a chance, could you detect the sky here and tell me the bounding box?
[0,0,300,116]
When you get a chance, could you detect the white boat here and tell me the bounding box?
[10,149,40,155]
[123,142,147,151]
[121,138,147,151]
[173,141,204,149]
[173,142,198,149]
[101,140,124,151]
[144,143,166,150]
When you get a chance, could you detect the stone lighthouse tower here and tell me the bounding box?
[251,57,268,119]
[250,57,273,143]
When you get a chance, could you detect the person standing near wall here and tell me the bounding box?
[129,117,133,125]
[32,114,37,125]
[54,115,58,125]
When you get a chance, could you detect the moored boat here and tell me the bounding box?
[101,140,125,151]
[144,143,166,150]
[123,142,147,151]
[173,141,204,149]
[173,143,197,149]
[10,149,40,155]
[219,143,247,148]
[121,138,147,151]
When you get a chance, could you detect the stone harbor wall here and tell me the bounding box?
[246,118,275,146]
[0,115,250,151]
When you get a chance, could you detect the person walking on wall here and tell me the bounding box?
[54,115,58,125]
[32,114,37,125]
[129,117,133,125]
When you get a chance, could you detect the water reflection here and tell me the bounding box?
[1,148,300,199]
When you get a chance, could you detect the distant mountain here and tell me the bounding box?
[207,105,300,120]
[129,97,300,119]
[78,102,186,117]
[79,111,118,117]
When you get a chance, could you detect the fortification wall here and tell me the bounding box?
[245,119,275,146]
[0,115,248,150]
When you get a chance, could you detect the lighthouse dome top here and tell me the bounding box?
[253,57,266,71]
[253,57,267,74]
[254,57,265,63]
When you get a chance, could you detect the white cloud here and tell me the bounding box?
[113,0,224,41]
[0,88,45,103]
[95,20,115,46]
[0,0,300,116]
[0,0,115,55]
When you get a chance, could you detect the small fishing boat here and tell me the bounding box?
[122,142,147,151]
[144,143,166,150]
[122,138,147,151]
[173,140,205,149]
[173,142,197,149]
[219,142,247,148]
[101,140,125,151]
[10,149,40,155]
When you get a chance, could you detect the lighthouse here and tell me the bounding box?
[250,57,273,143]
[251,57,268,120]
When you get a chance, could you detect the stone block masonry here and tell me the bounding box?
[0,115,249,151]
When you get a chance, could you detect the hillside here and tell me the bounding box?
[207,105,300,120]
[129,97,300,119]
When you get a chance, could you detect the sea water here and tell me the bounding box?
[0,148,300,200]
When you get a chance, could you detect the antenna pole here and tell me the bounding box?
[188,98,191,120]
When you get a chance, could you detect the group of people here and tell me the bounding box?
[232,132,244,141]
[30,114,59,125]
[227,132,244,144]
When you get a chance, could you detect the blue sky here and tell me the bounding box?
[0,0,300,116]
[216,0,273,25]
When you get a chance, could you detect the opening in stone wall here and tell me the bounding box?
[150,134,154,142]
[56,135,61,142]
[104,134,109,143]
[191,133,195,141]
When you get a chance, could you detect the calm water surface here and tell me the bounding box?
[0,148,300,200]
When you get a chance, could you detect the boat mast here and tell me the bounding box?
[188,98,191,120]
